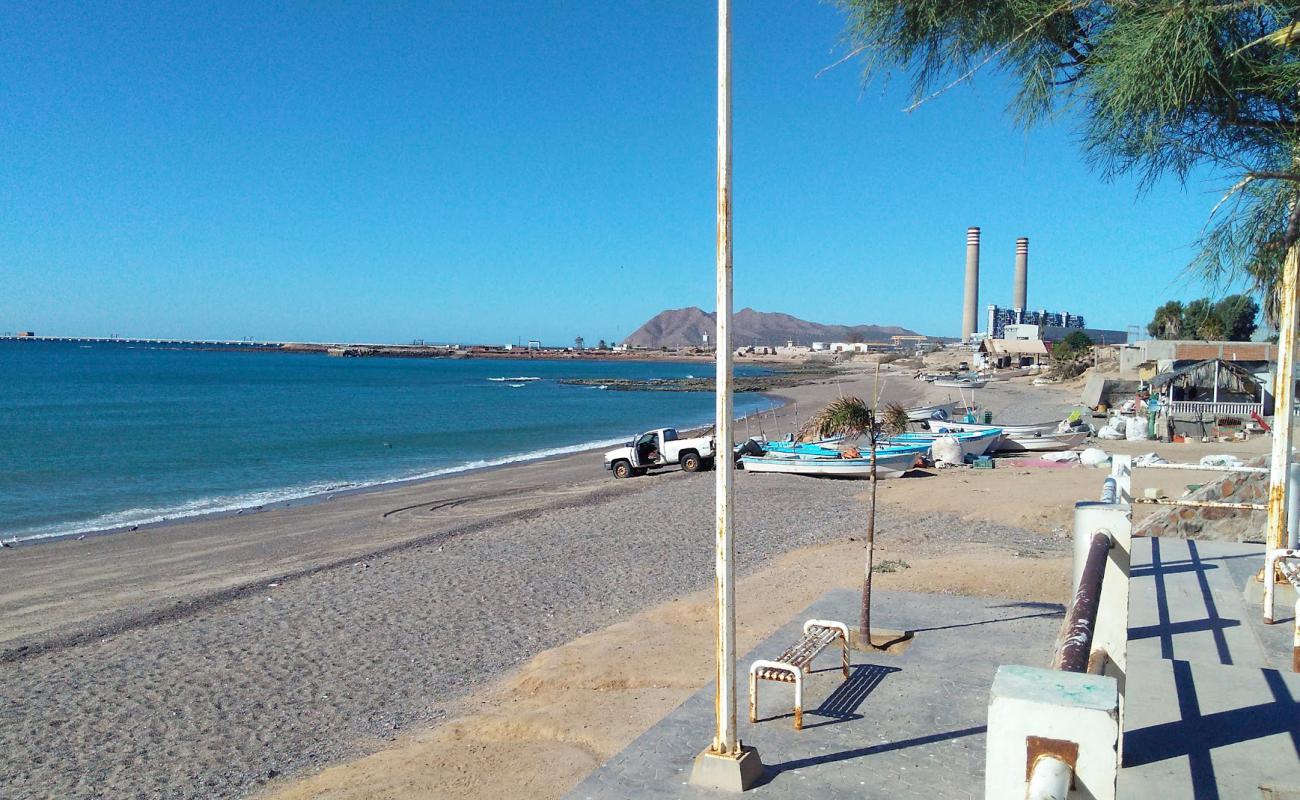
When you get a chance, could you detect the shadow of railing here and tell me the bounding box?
[909,607,1064,635]
[1124,660,1300,796]
[1140,538,1238,665]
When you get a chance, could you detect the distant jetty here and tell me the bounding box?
[0,335,727,361]
[1,334,282,349]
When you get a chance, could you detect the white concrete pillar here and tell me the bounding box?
[985,666,1119,800]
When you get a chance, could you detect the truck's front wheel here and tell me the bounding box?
[612,460,634,479]
[680,451,702,472]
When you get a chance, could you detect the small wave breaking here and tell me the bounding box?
[6,436,629,543]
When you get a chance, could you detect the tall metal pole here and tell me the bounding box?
[1266,235,1300,568]
[712,0,737,757]
[690,5,760,788]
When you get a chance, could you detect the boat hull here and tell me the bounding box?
[887,428,1003,458]
[931,420,1061,437]
[761,442,930,459]
[932,379,988,389]
[740,452,919,478]
[994,430,1090,452]
[905,401,960,422]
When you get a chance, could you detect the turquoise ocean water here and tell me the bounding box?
[0,341,774,542]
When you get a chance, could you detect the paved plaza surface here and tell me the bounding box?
[570,538,1300,799]
[567,587,1064,799]
[1121,537,1300,798]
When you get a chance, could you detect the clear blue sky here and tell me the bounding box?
[1,1,1241,344]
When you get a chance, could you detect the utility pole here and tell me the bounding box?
[690,0,763,790]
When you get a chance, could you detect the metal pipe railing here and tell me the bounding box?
[1264,548,1300,622]
[1137,462,1268,474]
[1132,497,1266,511]
[1100,477,1118,504]
[1025,755,1072,800]
[1056,531,1111,673]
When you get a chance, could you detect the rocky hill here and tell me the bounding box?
[623,307,918,349]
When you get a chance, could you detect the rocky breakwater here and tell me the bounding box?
[558,364,840,393]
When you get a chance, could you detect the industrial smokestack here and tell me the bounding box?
[1013,237,1029,313]
[962,227,980,341]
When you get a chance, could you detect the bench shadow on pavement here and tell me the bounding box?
[798,663,901,730]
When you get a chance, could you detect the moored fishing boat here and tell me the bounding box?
[760,440,931,459]
[932,377,988,389]
[739,449,921,478]
[905,400,961,422]
[884,427,1003,459]
[929,419,1060,437]
[993,429,1090,453]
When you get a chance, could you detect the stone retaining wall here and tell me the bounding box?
[1134,456,1268,542]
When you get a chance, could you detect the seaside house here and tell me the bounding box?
[1148,358,1270,432]
[979,337,1049,368]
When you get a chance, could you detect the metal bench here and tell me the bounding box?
[748,619,850,730]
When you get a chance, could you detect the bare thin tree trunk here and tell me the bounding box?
[861,365,882,645]
[861,458,876,644]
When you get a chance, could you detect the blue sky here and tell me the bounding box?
[1,1,1242,344]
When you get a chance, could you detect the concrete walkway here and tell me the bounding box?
[566,588,1064,799]
[1120,537,1300,798]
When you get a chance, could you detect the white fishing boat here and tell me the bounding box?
[918,372,954,383]
[990,368,1031,380]
[930,419,1061,437]
[760,441,931,460]
[740,450,921,479]
[932,377,988,389]
[994,429,1090,453]
[885,428,1004,459]
[487,376,541,382]
[905,401,961,422]
[930,421,1088,452]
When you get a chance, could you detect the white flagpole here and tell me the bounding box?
[712,0,736,758]
[690,0,761,790]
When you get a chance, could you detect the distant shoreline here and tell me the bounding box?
[1,336,902,362]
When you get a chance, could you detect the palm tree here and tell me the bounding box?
[799,396,910,647]
[1147,301,1184,340]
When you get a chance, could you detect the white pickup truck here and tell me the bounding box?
[603,427,715,478]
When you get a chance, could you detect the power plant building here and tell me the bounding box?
[960,230,1125,343]
[987,305,1086,340]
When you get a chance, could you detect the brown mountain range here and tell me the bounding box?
[623,307,918,349]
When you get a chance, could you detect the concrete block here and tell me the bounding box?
[689,745,763,792]
[986,665,1119,800]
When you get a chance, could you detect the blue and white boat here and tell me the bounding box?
[883,427,1003,459]
[739,449,922,478]
[760,440,930,460]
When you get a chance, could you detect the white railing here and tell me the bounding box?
[1167,400,1263,417]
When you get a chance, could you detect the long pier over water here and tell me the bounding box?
[1,335,282,347]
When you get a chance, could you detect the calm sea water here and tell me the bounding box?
[0,341,774,542]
